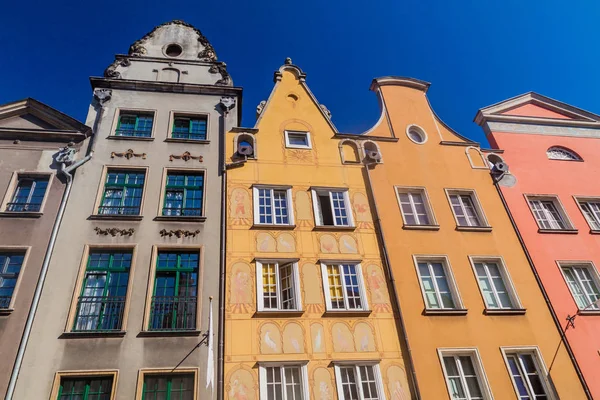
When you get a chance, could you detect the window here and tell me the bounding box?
[311,188,354,227]
[577,199,600,230]
[163,172,204,217]
[142,373,194,400]
[406,124,427,144]
[546,146,581,161]
[256,261,301,312]
[253,187,293,225]
[396,187,435,226]
[98,170,145,216]
[0,252,24,309]
[447,191,486,228]
[284,130,311,149]
[115,112,154,137]
[172,115,207,140]
[561,264,600,310]
[6,176,49,212]
[259,364,308,400]
[415,258,462,310]
[472,259,520,310]
[149,251,199,331]
[334,364,384,400]
[321,262,368,311]
[440,351,490,400]
[57,375,114,400]
[73,250,132,332]
[527,197,572,230]
[503,349,552,400]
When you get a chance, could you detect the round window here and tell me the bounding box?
[165,44,183,57]
[407,125,427,144]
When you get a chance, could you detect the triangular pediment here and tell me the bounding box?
[0,113,59,130]
[500,102,574,120]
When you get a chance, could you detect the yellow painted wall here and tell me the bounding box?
[364,80,586,399]
[224,65,414,399]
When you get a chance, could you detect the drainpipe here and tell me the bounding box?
[493,182,592,400]
[363,162,422,400]
[5,95,106,400]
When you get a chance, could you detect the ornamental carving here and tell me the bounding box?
[94,227,135,237]
[208,64,219,74]
[129,43,147,56]
[169,151,203,162]
[103,58,131,79]
[111,149,146,160]
[198,48,217,62]
[160,229,201,238]
[256,100,266,117]
[215,63,232,86]
[319,104,332,119]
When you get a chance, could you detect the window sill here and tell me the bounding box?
[455,226,492,232]
[154,216,206,222]
[88,215,143,221]
[484,308,527,316]
[252,224,296,230]
[285,146,312,150]
[422,309,468,316]
[403,224,440,231]
[0,308,15,316]
[60,331,126,339]
[313,225,356,232]
[589,230,600,235]
[164,138,210,144]
[537,228,578,234]
[107,135,154,141]
[137,330,202,337]
[254,310,304,318]
[322,310,372,317]
[0,211,43,218]
[577,310,600,316]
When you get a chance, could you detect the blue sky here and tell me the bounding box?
[1,1,599,146]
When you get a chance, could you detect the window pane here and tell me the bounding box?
[327,265,344,309]
[287,133,308,146]
[273,190,289,225]
[331,192,349,226]
[279,263,296,310]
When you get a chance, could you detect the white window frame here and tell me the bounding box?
[546,146,581,161]
[333,362,386,400]
[253,186,295,226]
[501,346,556,400]
[445,189,489,228]
[259,362,309,400]
[284,130,312,149]
[526,195,574,230]
[256,260,302,312]
[310,188,355,227]
[438,348,493,400]
[395,186,437,226]
[320,261,369,312]
[575,197,600,231]
[469,256,522,310]
[558,261,600,310]
[413,255,464,311]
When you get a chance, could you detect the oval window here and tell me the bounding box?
[407,125,427,144]
[165,44,183,57]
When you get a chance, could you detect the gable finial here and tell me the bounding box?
[285,57,292,65]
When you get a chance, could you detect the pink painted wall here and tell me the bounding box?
[500,103,572,119]
[488,128,600,399]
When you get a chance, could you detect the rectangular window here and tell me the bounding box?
[578,200,600,230]
[334,364,384,400]
[253,187,293,225]
[98,170,145,216]
[527,197,571,230]
[0,252,24,309]
[562,264,600,310]
[441,353,488,400]
[172,115,207,140]
[149,251,199,331]
[163,172,204,217]
[321,263,367,311]
[73,250,132,332]
[256,261,301,312]
[284,130,311,149]
[396,188,434,226]
[416,258,461,310]
[142,373,194,400]
[259,365,307,400]
[448,191,485,227]
[57,376,114,400]
[503,350,551,400]
[115,112,154,137]
[473,260,518,310]
[7,176,49,212]
[311,189,353,227]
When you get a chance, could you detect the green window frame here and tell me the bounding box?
[98,170,145,216]
[142,373,194,400]
[0,252,25,309]
[149,251,199,331]
[115,112,154,137]
[73,250,132,332]
[162,172,204,217]
[57,376,113,400]
[172,116,207,140]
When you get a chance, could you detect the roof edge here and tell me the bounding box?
[370,76,431,93]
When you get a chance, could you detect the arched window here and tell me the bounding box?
[546,146,581,161]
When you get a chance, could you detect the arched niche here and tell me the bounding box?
[233,132,256,159]
[465,146,488,169]
[363,140,382,163]
[339,140,360,164]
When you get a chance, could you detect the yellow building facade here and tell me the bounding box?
[224,61,415,399]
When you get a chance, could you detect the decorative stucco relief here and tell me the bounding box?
[229,187,252,225]
[319,234,339,254]
[365,264,392,313]
[352,192,374,229]
[277,233,296,252]
[111,148,146,160]
[228,262,253,313]
[282,322,305,353]
[256,233,277,252]
[226,366,256,400]
[354,322,377,352]
[294,190,313,227]
[302,263,324,314]
[260,322,282,354]
[332,322,355,352]
[256,232,296,253]
[339,234,358,254]
[312,367,335,400]
[310,323,325,353]
[319,234,359,254]
[386,365,412,400]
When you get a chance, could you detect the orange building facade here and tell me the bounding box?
[360,78,588,399]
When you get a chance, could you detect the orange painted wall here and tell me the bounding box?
[365,80,587,399]
[488,127,600,398]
